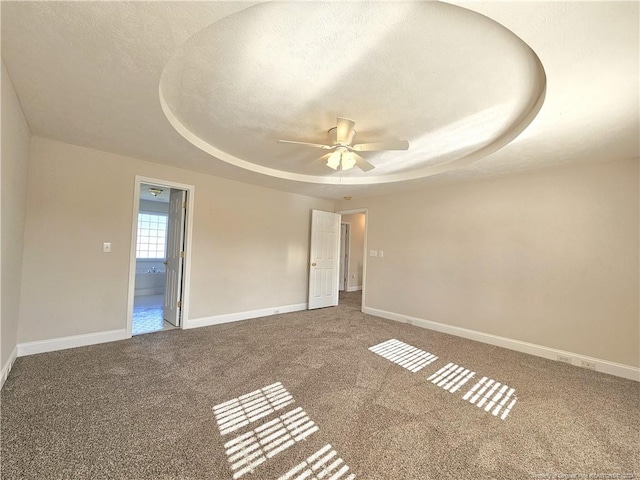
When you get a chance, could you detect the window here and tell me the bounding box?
[136,213,168,259]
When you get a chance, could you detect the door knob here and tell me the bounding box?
[311,262,317,267]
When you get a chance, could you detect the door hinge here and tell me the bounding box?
[182,201,187,209]
[177,300,182,308]
[180,251,185,258]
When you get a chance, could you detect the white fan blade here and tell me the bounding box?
[352,140,409,152]
[279,140,332,150]
[336,117,356,144]
[354,153,375,172]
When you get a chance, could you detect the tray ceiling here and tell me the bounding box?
[1,1,637,199]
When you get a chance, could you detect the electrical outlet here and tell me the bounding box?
[557,355,572,364]
[581,360,597,371]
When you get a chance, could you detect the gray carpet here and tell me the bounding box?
[2,292,638,479]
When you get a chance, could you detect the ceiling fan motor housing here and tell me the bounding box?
[327,126,356,147]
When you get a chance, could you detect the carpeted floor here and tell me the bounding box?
[1,292,638,479]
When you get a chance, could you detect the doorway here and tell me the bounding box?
[339,223,350,292]
[337,209,367,310]
[127,176,194,337]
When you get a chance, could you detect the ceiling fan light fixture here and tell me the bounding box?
[148,187,163,197]
[326,150,342,170]
[326,147,357,171]
[341,151,356,170]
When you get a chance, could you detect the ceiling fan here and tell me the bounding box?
[279,117,409,172]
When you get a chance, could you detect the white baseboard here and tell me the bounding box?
[364,307,640,382]
[17,329,128,357]
[346,286,362,292]
[185,303,307,329]
[1,345,18,390]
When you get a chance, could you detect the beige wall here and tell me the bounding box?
[18,137,333,343]
[1,60,31,371]
[341,213,365,291]
[336,158,639,367]
[11,133,640,368]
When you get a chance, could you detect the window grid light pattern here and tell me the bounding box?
[213,382,295,435]
[463,377,517,420]
[427,362,476,393]
[278,444,356,480]
[223,407,318,479]
[136,213,168,259]
[368,339,438,372]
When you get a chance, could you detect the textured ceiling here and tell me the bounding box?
[1,1,638,199]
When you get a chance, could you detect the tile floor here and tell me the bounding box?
[132,294,177,335]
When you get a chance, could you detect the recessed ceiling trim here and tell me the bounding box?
[160,74,546,186]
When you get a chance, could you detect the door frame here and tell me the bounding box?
[126,175,195,337]
[336,208,368,310]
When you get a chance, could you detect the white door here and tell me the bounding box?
[308,210,341,309]
[164,189,186,326]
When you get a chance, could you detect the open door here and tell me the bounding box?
[164,189,186,326]
[308,210,341,309]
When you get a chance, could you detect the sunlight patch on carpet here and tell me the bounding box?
[368,339,438,372]
[213,382,294,435]
[463,377,517,420]
[427,362,476,393]
[224,407,318,479]
[278,444,356,480]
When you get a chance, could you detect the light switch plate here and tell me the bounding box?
[379,250,384,257]
[103,242,112,253]
[369,250,378,257]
